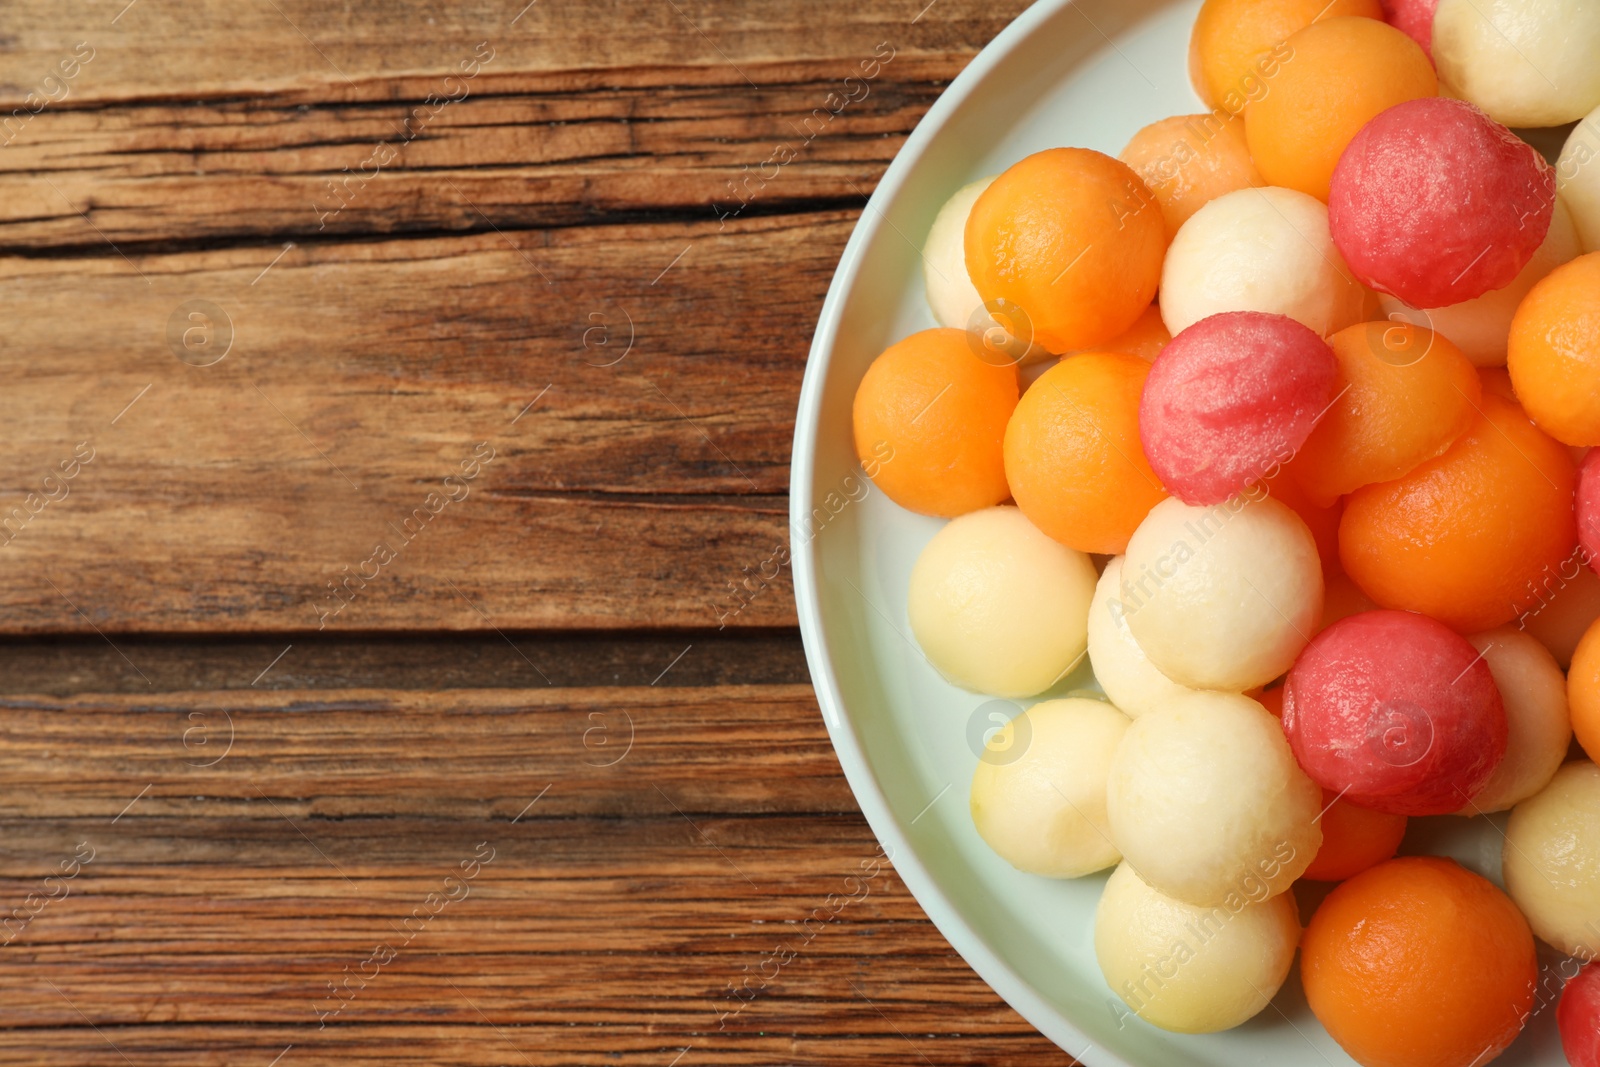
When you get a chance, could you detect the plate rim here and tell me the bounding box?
[789,2,1140,1062]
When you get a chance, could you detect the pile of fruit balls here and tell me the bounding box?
[850,0,1600,1063]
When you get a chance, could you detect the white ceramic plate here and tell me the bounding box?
[791,2,1569,1063]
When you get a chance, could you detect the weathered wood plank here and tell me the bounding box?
[0,683,1057,1062]
[0,815,904,954]
[0,7,1026,636]
[0,79,931,248]
[0,1031,1073,1067]
[0,632,811,694]
[0,1,1028,106]
[0,3,1061,1063]
[0,213,842,632]
[0,685,852,818]
[0,1029,1073,1067]
[0,816,1074,1065]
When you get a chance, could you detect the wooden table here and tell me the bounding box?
[0,2,1074,1063]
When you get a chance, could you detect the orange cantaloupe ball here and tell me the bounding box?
[1070,302,1172,362]
[1003,352,1167,554]
[1120,114,1265,239]
[1508,252,1600,446]
[1340,393,1578,632]
[1300,790,1407,882]
[1302,858,1537,1067]
[1188,0,1384,110]
[852,328,1018,518]
[966,149,1167,355]
[1293,322,1481,505]
[1245,17,1437,202]
[1568,615,1600,761]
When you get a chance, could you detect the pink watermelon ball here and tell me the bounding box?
[1329,97,1556,309]
[1138,311,1338,506]
[1560,963,1600,1067]
[1380,0,1439,60]
[1580,449,1600,575]
[1281,609,1507,816]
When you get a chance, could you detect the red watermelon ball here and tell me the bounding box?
[1138,311,1338,506]
[1281,609,1507,816]
[1561,962,1600,1067]
[1580,449,1600,576]
[1380,0,1439,59]
[1329,97,1555,309]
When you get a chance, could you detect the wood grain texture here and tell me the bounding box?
[0,683,1071,1065]
[0,0,1072,1063]
[0,216,819,633]
[0,816,1069,1065]
[0,685,855,818]
[0,632,812,694]
[0,1031,1069,1067]
[0,79,931,247]
[0,0,1019,105]
[0,0,1046,635]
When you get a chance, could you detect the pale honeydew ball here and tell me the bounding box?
[908,506,1098,698]
[1453,627,1573,815]
[1503,761,1600,958]
[1560,106,1600,253]
[1122,494,1323,692]
[1094,861,1301,1034]
[923,177,994,331]
[1434,0,1600,128]
[1160,186,1368,338]
[1106,690,1322,907]
[1378,199,1583,367]
[970,698,1130,878]
[1087,557,1193,719]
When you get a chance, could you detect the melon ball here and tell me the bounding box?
[1433,0,1600,128]
[1282,610,1508,815]
[1004,352,1167,555]
[966,148,1167,354]
[1119,114,1264,240]
[1561,106,1600,253]
[1139,311,1338,505]
[1322,568,1380,631]
[969,698,1130,878]
[1522,555,1600,669]
[1329,97,1557,310]
[1086,557,1192,719]
[923,177,994,332]
[852,328,1018,517]
[908,506,1097,698]
[1452,627,1572,814]
[922,177,1050,368]
[1242,16,1437,202]
[1094,861,1301,1034]
[1381,0,1439,57]
[1503,760,1600,959]
[1568,611,1600,763]
[1072,302,1172,362]
[1560,963,1600,1067]
[1122,494,1323,692]
[1376,198,1582,367]
[1187,0,1383,112]
[1160,186,1368,338]
[1583,450,1600,575]
[1107,691,1322,907]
